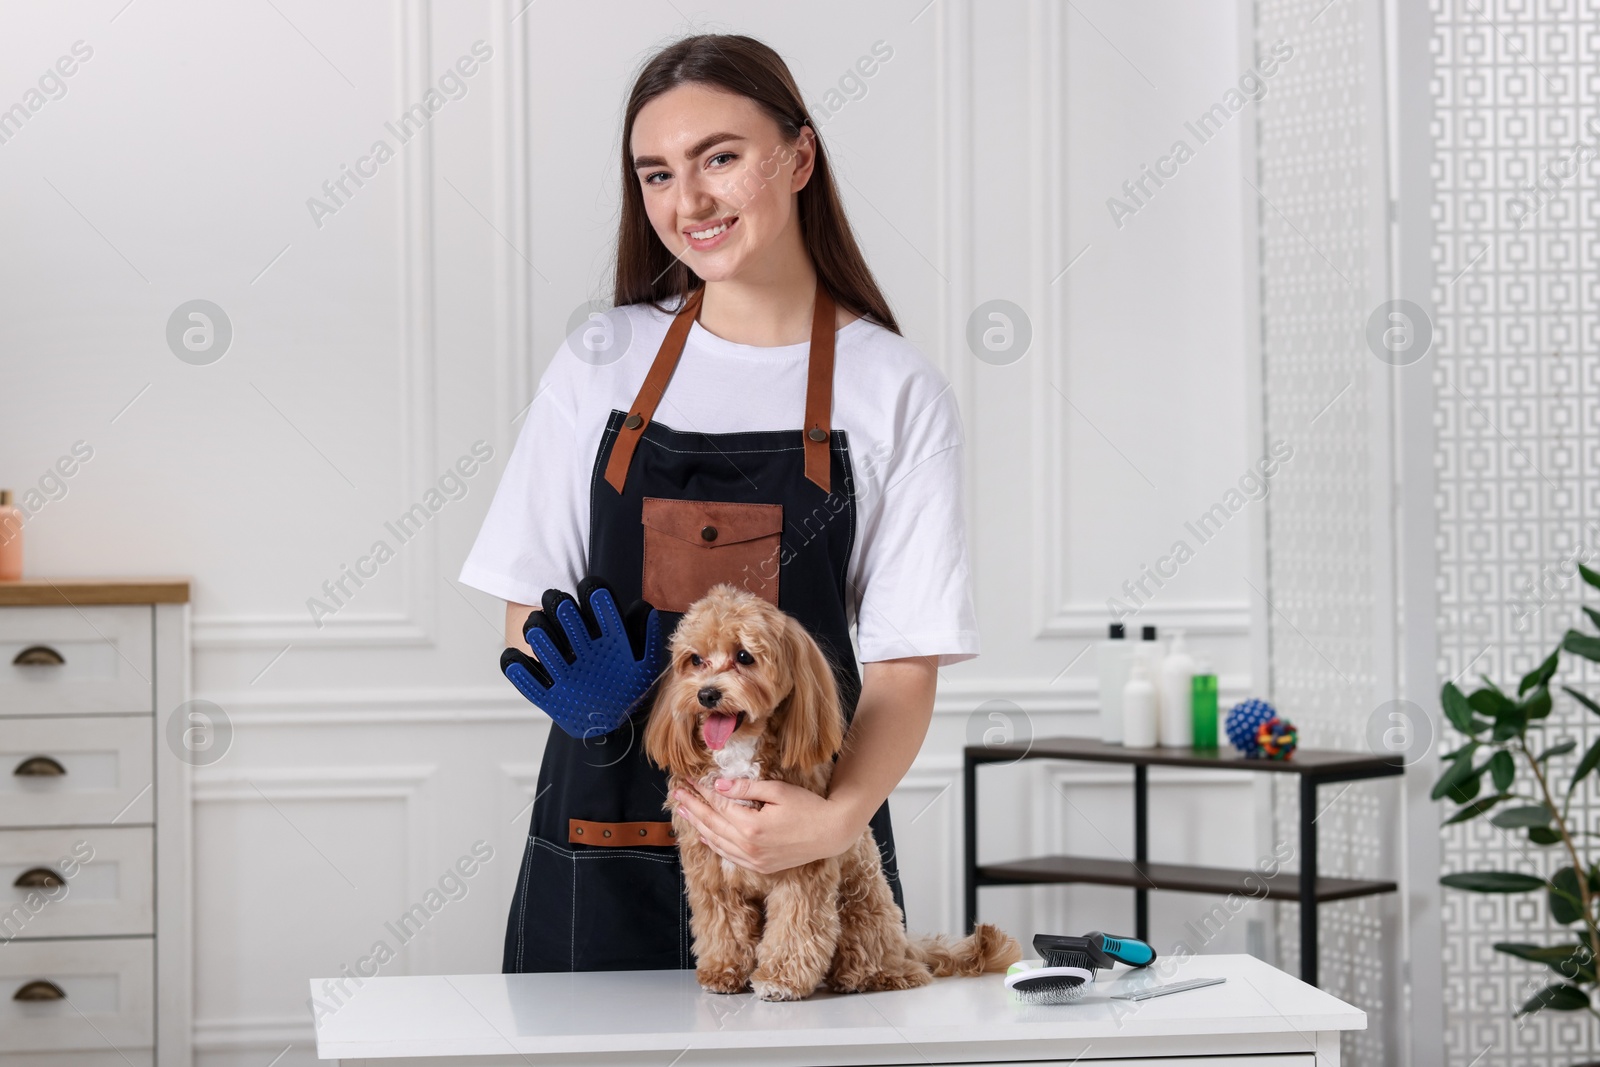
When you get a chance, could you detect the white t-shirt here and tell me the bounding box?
[458,299,979,667]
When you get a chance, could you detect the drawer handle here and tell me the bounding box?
[13,756,66,777]
[13,645,65,667]
[14,868,64,889]
[13,979,66,1001]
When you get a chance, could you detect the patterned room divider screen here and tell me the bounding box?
[1424,1,1600,1063]
[1249,1,1399,1064]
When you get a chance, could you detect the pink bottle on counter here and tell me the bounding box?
[0,490,23,580]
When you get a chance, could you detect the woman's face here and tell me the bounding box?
[630,83,814,283]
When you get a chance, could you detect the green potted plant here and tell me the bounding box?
[1435,564,1600,1024]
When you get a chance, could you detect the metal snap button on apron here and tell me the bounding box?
[700,526,717,541]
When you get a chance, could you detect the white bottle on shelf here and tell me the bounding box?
[1139,624,1164,728]
[1159,629,1196,748]
[1121,648,1159,748]
[1097,623,1133,744]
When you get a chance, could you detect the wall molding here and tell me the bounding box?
[192,763,437,802]
[935,0,978,583]
[192,0,439,651]
[191,1017,309,1052]
[1032,0,1071,635]
[494,0,534,455]
[197,673,1256,725]
[894,760,962,933]
[1040,600,1251,638]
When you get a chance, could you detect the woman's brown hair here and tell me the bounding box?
[613,34,900,335]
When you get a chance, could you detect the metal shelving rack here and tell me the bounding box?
[962,736,1404,987]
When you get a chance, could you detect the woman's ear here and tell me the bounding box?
[775,614,844,772]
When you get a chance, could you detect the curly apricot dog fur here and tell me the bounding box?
[644,583,1020,1001]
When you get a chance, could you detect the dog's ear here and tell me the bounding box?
[775,614,844,772]
[643,670,701,778]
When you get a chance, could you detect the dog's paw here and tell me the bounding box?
[752,977,812,1002]
[696,963,752,995]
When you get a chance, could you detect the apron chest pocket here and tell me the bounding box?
[641,497,783,612]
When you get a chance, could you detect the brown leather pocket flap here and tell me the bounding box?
[641,497,783,548]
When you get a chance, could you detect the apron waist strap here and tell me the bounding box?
[568,818,677,847]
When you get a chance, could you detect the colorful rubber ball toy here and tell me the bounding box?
[1224,697,1298,759]
[1255,717,1298,760]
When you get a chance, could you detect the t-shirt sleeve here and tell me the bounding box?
[457,352,589,606]
[852,390,980,668]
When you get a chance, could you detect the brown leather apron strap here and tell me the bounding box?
[603,284,838,495]
[603,286,704,494]
[803,285,836,494]
[568,818,677,846]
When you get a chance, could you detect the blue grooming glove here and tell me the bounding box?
[499,576,667,740]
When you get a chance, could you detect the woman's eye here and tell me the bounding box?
[644,170,669,185]
[708,152,735,168]
[689,653,702,667]
[736,649,754,665]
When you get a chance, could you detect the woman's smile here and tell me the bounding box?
[684,215,739,251]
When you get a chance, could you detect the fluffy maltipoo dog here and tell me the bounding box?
[644,583,1020,1001]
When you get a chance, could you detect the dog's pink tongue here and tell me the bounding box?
[702,712,739,751]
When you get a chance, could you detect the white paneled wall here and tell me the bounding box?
[0,2,1260,1064]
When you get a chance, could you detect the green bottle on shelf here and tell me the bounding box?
[1191,664,1219,750]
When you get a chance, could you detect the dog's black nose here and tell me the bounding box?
[697,686,721,708]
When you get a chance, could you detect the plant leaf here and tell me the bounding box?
[1585,605,1600,633]
[1516,982,1590,1015]
[1494,941,1597,985]
[1571,737,1600,795]
[1491,708,1527,742]
[1432,744,1481,801]
[1562,685,1600,720]
[1447,768,1484,804]
[1529,826,1563,846]
[1579,561,1600,590]
[1550,868,1585,924]
[1441,682,1488,735]
[1523,685,1555,719]
[1490,804,1552,829]
[1470,686,1515,718]
[1519,649,1560,695]
[1519,684,1553,720]
[1440,871,1546,893]
[1562,629,1600,662]
[1490,750,1515,791]
[1537,739,1578,762]
[1494,941,1586,964]
[1445,794,1507,825]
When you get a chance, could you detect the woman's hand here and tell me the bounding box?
[672,778,860,874]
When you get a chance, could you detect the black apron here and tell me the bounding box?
[502,283,907,973]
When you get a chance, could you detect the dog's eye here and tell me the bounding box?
[689,653,703,667]
[736,649,754,665]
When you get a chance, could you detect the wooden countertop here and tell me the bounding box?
[0,577,191,605]
[308,954,1364,1063]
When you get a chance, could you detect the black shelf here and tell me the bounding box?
[977,855,1397,904]
[962,737,1404,989]
[969,736,1403,777]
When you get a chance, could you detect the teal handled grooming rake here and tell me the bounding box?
[1004,931,1158,1005]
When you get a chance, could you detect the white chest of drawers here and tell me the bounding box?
[0,579,191,1067]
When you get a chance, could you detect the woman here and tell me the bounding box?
[459,33,978,973]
